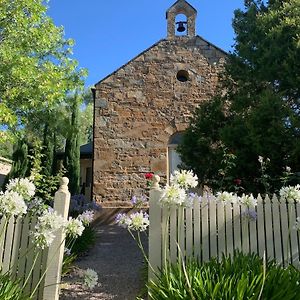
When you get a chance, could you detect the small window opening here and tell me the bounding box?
[168,132,184,180]
[177,70,189,82]
[175,14,187,36]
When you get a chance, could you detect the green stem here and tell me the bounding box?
[257,251,266,300]
[177,207,183,281]
[67,237,76,252]
[128,230,156,275]
[163,210,170,269]
[177,242,195,300]
[22,251,39,289]
[286,204,293,265]
[4,244,35,277]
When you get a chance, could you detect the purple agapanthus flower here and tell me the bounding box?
[242,208,257,221]
[70,194,101,215]
[130,195,148,206]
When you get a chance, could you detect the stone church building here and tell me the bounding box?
[92,0,226,206]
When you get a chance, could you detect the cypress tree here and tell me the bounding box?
[42,123,54,176]
[3,139,29,189]
[64,95,80,195]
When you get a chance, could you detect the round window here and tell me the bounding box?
[176,70,189,82]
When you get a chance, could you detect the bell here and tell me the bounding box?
[176,21,186,32]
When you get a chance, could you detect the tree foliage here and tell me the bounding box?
[6,139,30,180]
[0,0,92,196]
[178,0,300,194]
[0,0,86,142]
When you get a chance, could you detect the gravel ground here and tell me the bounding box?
[60,225,147,300]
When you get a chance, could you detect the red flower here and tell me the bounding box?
[234,178,242,185]
[145,173,154,180]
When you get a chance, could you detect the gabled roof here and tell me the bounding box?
[166,0,197,14]
[94,36,227,87]
[94,39,164,87]
[95,35,228,86]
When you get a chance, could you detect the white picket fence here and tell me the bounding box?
[0,177,70,300]
[149,185,300,280]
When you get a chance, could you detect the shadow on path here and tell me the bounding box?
[60,224,147,300]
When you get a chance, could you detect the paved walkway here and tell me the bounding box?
[60,225,147,300]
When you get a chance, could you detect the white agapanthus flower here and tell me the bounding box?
[83,268,98,289]
[170,170,198,189]
[279,185,300,203]
[239,194,257,208]
[128,211,149,232]
[216,191,238,204]
[0,190,27,216]
[65,217,85,238]
[32,230,55,250]
[32,209,65,249]
[115,213,132,228]
[78,210,94,225]
[159,185,187,207]
[6,178,35,200]
[37,209,65,231]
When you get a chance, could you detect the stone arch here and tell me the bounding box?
[175,13,188,36]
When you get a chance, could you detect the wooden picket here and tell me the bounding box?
[148,185,300,280]
[0,177,70,300]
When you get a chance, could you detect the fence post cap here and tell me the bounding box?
[152,175,160,190]
[58,177,69,192]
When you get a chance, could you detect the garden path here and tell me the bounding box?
[60,224,147,300]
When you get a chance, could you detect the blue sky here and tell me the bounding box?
[47,0,245,87]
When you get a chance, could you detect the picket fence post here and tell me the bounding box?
[43,177,70,300]
[148,175,162,282]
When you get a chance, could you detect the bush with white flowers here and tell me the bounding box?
[279,185,300,203]
[6,177,35,200]
[0,190,27,217]
[159,170,200,208]
[0,176,101,298]
[65,217,85,238]
[159,184,187,207]
[170,170,198,189]
[239,194,257,208]
[116,211,149,232]
[216,191,237,204]
[32,208,66,249]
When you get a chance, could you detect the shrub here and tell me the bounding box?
[0,274,30,300]
[148,251,300,300]
[69,194,101,217]
[62,253,78,276]
[70,226,96,255]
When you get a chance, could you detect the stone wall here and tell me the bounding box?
[93,36,226,206]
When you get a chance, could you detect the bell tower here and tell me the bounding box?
[166,0,197,39]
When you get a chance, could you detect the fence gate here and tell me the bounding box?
[149,186,300,280]
[0,177,70,300]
